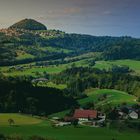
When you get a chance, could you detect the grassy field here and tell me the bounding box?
[37,82,67,89]
[0,114,140,140]
[0,113,42,125]
[16,50,35,60]
[48,89,139,118]
[0,59,140,77]
[78,89,138,107]
[95,59,140,74]
[45,82,67,89]
[0,59,89,76]
[44,46,72,53]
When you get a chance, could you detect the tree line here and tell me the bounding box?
[0,75,77,115]
[51,66,140,97]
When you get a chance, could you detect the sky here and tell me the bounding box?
[0,0,140,37]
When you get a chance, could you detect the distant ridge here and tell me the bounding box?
[9,19,47,30]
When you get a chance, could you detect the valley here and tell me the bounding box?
[0,114,140,140]
[0,19,140,140]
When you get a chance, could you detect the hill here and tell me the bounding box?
[78,89,138,108]
[0,18,140,66]
[0,18,140,67]
[9,19,47,30]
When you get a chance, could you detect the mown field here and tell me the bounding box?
[0,113,140,140]
[78,89,138,107]
[0,113,42,125]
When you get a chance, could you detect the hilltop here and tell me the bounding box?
[9,18,47,30]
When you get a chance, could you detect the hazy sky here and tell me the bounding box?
[0,0,140,37]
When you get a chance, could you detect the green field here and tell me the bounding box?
[49,89,139,119]
[45,82,67,89]
[95,59,140,74]
[37,81,67,89]
[0,59,89,76]
[44,46,72,53]
[0,113,42,125]
[16,50,35,60]
[1,59,140,77]
[78,89,138,107]
[0,114,140,140]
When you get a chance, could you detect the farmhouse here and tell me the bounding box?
[73,109,98,121]
[129,111,139,119]
[32,78,48,83]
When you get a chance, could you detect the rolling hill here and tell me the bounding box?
[78,89,138,108]
[9,18,47,30]
[0,18,140,140]
[0,19,140,66]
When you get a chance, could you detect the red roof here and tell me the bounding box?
[73,109,97,119]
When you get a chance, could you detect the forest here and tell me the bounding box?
[51,66,140,97]
[0,31,140,66]
[0,75,77,115]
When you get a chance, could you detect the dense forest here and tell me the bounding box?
[0,75,77,115]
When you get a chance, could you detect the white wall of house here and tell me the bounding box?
[129,111,138,119]
[78,118,89,121]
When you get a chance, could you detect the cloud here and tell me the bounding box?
[47,7,82,16]
[36,6,83,21]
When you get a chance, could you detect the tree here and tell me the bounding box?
[72,119,79,127]
[108,108,119,120]
[8,118,15,126]
[0,134,6,140]
[84,102,95,109]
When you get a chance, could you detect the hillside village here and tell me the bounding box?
[0,28,64,38]
[51,106,140,127]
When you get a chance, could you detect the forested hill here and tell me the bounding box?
[9,18,47,30]
[0,19,140,66]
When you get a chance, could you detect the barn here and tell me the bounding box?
[73,109,98,121]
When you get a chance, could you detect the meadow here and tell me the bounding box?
[1,59,140,77]
[94,59,140,74]
[0,113,42,125]
[0,113,140,140]
[0,59,89,76]
[48,88,139,119]
[78,89,138,107]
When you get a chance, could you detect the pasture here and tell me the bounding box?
[1,59,140,77]
[0,113,42,125]
[49,88,139,118]
[95,59,140,74]
[78,89,138,107]
[0,59,88,76]
[0,114,140,140]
